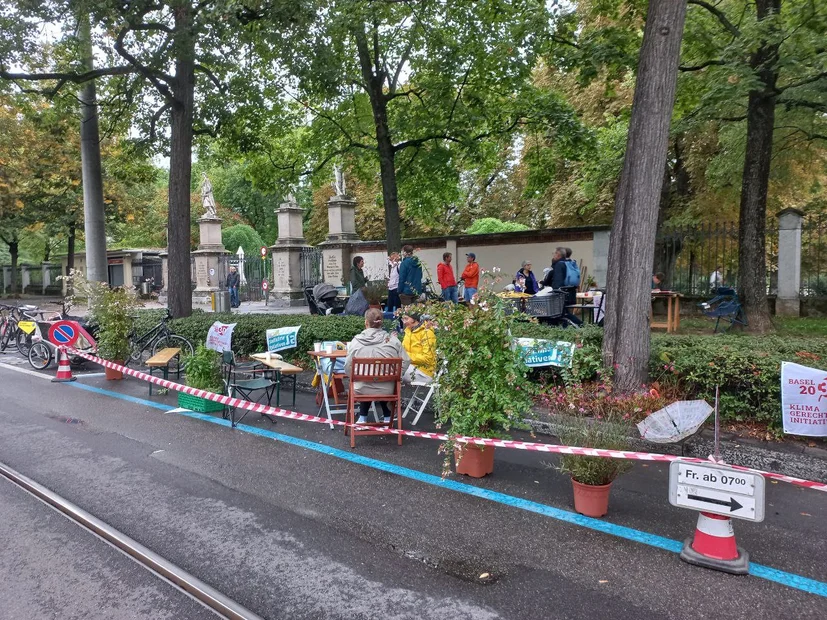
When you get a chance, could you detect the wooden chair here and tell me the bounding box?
[344,357,403,448]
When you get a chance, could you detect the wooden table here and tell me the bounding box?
[309,349,348,429]
[571,292,603,324]
[250,353,304,407]
[650,291,681,333]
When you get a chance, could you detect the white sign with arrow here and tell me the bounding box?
[668,461,765,522]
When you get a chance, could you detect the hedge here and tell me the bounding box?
[138,311,827,430]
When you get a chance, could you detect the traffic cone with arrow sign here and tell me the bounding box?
[680,512,749,575]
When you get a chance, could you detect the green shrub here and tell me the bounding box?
[183,345,223,393]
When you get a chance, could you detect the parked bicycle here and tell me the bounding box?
[0,304,23,352]
[26,302,99,371]
[126,309,193,372]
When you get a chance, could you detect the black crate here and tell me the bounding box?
[525,292,565,318]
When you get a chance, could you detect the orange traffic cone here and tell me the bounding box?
[52,347,77,383]
[680,512,749,575]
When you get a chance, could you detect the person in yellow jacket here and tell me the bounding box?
[401,310,437,384]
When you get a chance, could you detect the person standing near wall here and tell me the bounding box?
[460,253,480,302]
[350,256,367,293]
[398,245,423,307]
[515,260,539,295]
[226,266,240,308]
[437,252,458,303]
[387,252,401,311]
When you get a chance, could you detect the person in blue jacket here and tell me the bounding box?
[515,260,540,295]
[397,245,423,306]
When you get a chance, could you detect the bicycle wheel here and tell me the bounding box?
[0,320,18,352]
[152,335,194,376]
[28,342,53,370]
[16,331,31,357]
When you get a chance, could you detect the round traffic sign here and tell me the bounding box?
[260,246,268,258]
[48,320,80,347]
[262,279,269,291]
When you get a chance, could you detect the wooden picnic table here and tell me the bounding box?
[250,353,304,407]
[650,291,682,333]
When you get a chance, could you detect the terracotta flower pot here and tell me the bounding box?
[455,444,495,478]
[571,478,612,517]
[104,361,124,381]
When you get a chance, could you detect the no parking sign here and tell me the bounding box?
[48,321,80,347]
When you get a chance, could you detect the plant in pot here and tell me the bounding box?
[553,412,633,518]
[417,268,536,478]
[81,278,140,380]
[180,345,225,413]
[363,280,388,309]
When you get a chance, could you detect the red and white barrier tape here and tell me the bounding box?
[64,347,827,494]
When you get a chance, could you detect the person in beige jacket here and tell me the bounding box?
[344,308,411,424]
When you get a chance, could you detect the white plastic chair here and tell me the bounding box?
[402,363,445,425]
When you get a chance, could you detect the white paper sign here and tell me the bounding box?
[780,361,827,436]
[266,326,301,352]
[206,321,236,352]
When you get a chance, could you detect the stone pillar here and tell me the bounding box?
[271,200,309,306]
[41,262,53,294]
[192,215,227,304]
[592,230,610,289]
[776,208,803,317]
[321,194,360,288]
[2,266,10,294]
[20,264,31,294]
[159,251,169,302]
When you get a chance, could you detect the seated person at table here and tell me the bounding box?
[401,310,437,385]
[345,308,410,424]
[515,260,540,294]
[652,272,664,290]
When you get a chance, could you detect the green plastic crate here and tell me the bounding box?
[178,391,224,413]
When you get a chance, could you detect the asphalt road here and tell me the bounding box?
[0,359,825,619]
[0,469,209,619]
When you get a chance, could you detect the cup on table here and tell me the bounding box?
[325,344,334,354]
[313,342,322,352]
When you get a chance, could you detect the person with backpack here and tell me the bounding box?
[563,247,581,288]
[542,247,581,327]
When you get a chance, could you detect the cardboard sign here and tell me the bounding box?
[206,321,236,353]
[266,326,300,352]
[780,361,827,436]
[514,338,575,368]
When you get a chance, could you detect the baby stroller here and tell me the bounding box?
[698,287,747,333]
[306,283,346,316]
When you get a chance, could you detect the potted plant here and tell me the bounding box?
[179,345,225,413]
[82,279,140,380]
[419,268,535,477]
[363,280,388,309]
[554,414,633,517]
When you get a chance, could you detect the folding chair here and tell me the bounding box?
[222,351,278,428]
[344,358,403,448]
[402,363,445,426]
[698,288,747,333]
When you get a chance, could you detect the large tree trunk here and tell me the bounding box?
[737,0,781,334]
[653,136,690,287]
[8,237,19,297]
[602,0,688,393]
[167,2,195,318]
[354,25,403,253]
[67,223,76,296]
[78,11,108,284]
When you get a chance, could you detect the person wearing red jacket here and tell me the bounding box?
[436,252,458,303]
[460,253,480,302]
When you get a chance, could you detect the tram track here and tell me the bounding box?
[0,460,263,620]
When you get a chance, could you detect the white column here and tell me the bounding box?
[776,208,803,317]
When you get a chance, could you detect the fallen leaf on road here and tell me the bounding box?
[770,480,778,484]
[801,513,812,517]
[479,573,490,579]
[534,481,539,484]
[599,580,608,584]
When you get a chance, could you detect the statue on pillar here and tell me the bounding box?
[200,172,218,218]
[332,164,346,197]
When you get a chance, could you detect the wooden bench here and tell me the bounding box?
[146,347,182,396]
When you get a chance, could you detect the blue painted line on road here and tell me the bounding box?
[69,381,169,411]
[66,381,827,598]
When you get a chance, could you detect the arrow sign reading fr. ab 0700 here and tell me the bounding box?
[668,461,765,522]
